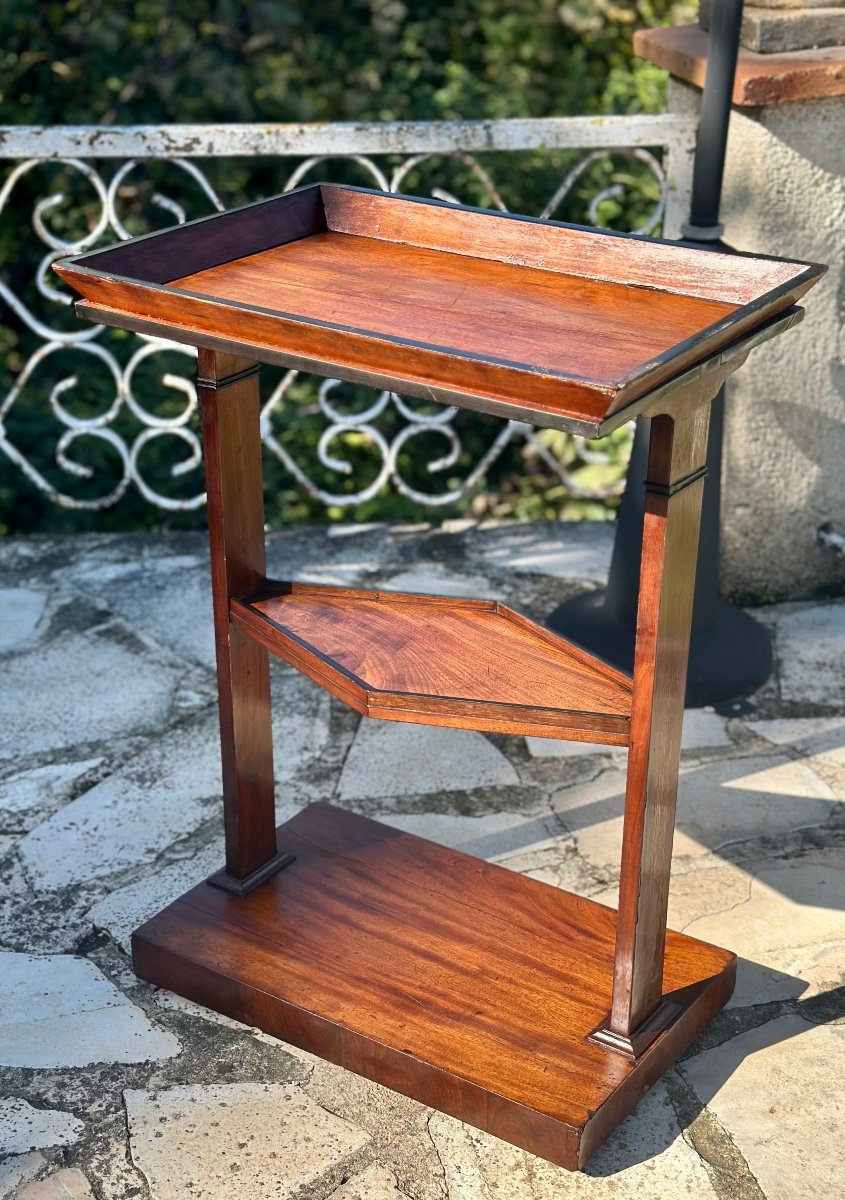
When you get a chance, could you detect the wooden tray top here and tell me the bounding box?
[55,184,824,435]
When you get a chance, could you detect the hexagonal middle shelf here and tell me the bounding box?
[231,582,632,744]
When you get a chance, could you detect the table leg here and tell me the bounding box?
[592,393,713,1055]
[197,349,293,895]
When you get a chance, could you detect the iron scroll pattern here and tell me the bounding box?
[0,149,665,515]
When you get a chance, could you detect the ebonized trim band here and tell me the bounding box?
[197,363,261,390]
[645,464,707,498]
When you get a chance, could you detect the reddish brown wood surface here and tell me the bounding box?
[607,387,714,1044]
[58,271,615,431]
[132,802,735,1170]
[321,185,805,303]
[53,183,821,1170]
[199,351,278,882]
[231,583,632,743]
[173,232,738,385]
[65,186,327,285]
[53,184,825,437]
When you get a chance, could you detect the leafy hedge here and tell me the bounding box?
[2,2,692,126]
[0,1,693,534]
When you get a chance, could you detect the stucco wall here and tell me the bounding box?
[669,78,845,602]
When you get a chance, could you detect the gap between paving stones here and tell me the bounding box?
[664,1071,766,1200]
[0,1006,318,1200]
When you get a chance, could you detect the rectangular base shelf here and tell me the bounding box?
[132,803,736,1170]
[232,582,633,743]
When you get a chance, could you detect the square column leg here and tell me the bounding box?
[197,349,293,895]
[592,387,715,1055]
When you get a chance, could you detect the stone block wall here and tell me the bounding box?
[670,78,845,601]
[638,21,845,601]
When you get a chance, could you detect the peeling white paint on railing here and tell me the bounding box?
[0,116,696,514]
[0,115,696,155]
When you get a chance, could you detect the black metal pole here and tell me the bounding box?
[548,0,773,712]
[684,0,744,241]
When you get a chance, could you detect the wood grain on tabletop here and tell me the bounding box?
[53,185,823,432]
[173,232,739,386]
[55,269,617,428]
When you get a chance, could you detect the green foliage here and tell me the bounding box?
[0,0,693,534]
[2,1,691,126]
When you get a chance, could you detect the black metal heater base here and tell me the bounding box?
[548,588,772,711]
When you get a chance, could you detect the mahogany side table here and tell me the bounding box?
[55,185,825,1170]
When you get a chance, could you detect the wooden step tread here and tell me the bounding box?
[231,582,633,743]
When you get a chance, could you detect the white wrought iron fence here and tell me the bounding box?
[0,116,696,517]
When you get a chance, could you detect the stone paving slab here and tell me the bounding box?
[125,1082,371,1200]
[0,621,199,764]
[0,587,47,653]
[17,1168,96,1199]
[0,1151,46,1200]
[380,806,572,867]
[427,1080,720,1198]
[682,1016,845,1200]
[374,565,496,597]
[65,551,216,669]
[466,519,614,582]
[338,721,519,801]
[552,753,837,876]
[0,952,181,1068]
[679,851,845,1007]
[592,847,845,1009]
[294,1054,446,1200]
[2,761,104,827]
[17,711,224,893]
[86,843,228,954]
[774,602,845,708]
[0,525,843,1199]
[747,716,845,794]
[0,1099,83,1157]
[327,1162,409,1199]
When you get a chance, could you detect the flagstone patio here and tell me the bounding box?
[1,520,843,1200]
